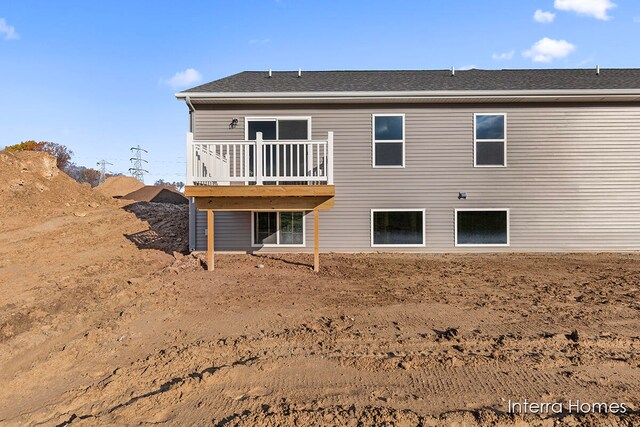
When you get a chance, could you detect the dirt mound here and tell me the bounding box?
[0,150,114,230]
[96,175,144,198]
[122,186,188,204]
[123,201,189,253]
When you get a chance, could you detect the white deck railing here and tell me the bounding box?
[187,131,334,186]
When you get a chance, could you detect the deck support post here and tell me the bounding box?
[313,209,319,272]
[207,210,215,271]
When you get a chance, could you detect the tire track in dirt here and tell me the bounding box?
[25,312,640,425]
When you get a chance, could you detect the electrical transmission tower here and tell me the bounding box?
[129,145,149,183]
[96,160,113,184]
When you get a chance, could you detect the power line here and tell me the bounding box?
[129,145,149,183]
[75,157,185,163]
[96,159,113,184]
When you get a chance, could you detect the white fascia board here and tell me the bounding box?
[175,88,640,101]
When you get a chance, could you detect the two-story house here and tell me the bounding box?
[176,68,640,270]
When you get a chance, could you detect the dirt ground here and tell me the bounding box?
[1,152,639,426]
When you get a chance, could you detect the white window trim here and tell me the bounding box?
[370,208,426,247]
[372,113,406,168]
[251,211,307,247]
[454,208,510,247]
[244,116,313,141]
[473,113,507,168]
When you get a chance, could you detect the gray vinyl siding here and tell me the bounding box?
[194,210,250,251]
[191,103,640,252]
[193,209,313,252]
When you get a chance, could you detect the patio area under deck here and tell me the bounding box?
[185,131,336,272]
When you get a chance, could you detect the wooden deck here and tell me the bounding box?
[186,185,335,211]
[186,185,335,272]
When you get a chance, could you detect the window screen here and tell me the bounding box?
[456,210,508,245]
[374,143,404,167]
[476,141,505,166]
[278,120,308,140]
[373,210,424,245]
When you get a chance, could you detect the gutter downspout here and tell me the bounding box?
[185,96,197,252]
[185,95,195,132]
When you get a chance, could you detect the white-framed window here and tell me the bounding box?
[455,208,510,247]
[371,209,425,247]
[245,117,312,141]
[251,211,306,247]
[245,117,312,181]
[474,113,507,167]
[372,114,405,168]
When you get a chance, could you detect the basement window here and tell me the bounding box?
[373,114,405,167]
[455,209,509,246]
[371,209,425,247]
[474,114,506,167]
[252,211,305,247]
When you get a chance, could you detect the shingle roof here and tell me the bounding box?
[181,69,640,93]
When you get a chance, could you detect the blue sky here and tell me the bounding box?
[1,0,639,182]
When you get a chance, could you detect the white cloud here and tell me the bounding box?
[492,50,515,60]
[249,38,270,44]
[554,0,616,20]
[459,65,476,70]
[161,68,202,89]
[534,9,556,23]
[523,37,576,62]
[0,18,19,40]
